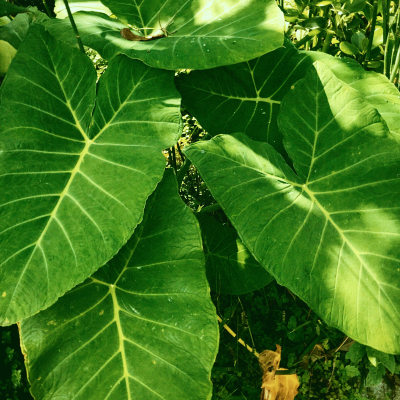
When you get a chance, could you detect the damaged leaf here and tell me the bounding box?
[259,345,299,400]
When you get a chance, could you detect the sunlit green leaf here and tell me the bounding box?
[176,39,313,157]
[0,25,181,324]
[185,62,400,353]
[0,39,16,75]
[54,0,111,18]
[20,170,218,400]
[304,51,400,143]
[40,0,284,70]
[340,41,360,55]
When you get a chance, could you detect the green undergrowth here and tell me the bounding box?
[0,325,31,400]
[209,281,400,400]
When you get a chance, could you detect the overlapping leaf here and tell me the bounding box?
[176,39,313,156]
[0,24,181,324]
[306,52,400,143]
[185,62,400,353]
[54,0,111,18]
[41,0,284,70]
[198,214,273,294]
[0,13,31,49]
[176,44,400,163]
[20,171,218,400]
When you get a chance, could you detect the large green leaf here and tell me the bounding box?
[306,52,400,143]
[176,45,400,160]
[197,214,273,294]
[40,0,284,70]
[185,62,400,354]
[0,24,181,325]
[176,39,313,156]
[20,170,218,400]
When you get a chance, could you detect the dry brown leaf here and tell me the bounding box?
[259,344,299,400]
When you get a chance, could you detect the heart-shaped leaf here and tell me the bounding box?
[176,47,400,160]
[40,0,284,70]
[20,170,218,400]
[306,51,400,143]
[185,62,400,353]
[176,39,313,158]
[0,24,181,324]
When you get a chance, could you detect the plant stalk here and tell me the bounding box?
[42,0,53,17]
[198,203,222,214]
[295,33,313,49]
[390,43,400,82]
[63,0,85,53]
[176,159,191,188]
[382,0,388,44]
[322,30,334,52]
[363,0,378,68]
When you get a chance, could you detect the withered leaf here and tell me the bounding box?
[259,345,299,400]
[120,28,148,41]
[120,28,167,41]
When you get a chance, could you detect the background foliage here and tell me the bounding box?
[2,0,400,399]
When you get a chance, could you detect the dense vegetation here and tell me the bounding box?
[1,0,400,399]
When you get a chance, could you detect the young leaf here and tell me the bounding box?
[346,342,366,364]
[0,25,181,325]
[197,213,273,294]
[185,62,400,354]
[39,0,285,70]
[366,363,386,387]
[367,347,396,373]
[20,170,219,400]
[344,365,361,379]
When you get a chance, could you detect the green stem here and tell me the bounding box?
[390,43,400,82]
[171,145,177,172]
[42,0,53,17]
[383,33,391,78]
[389,4,400,77]
[198,203,222,214]
[322,30,334,52]
[176,159,191,188]
[363,0,378,68]
[63,0,85,53]
[176,142,185,164]
[295,33,313,49]
[382,0,389,44]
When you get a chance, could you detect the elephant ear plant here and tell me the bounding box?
[0,0,400,398]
